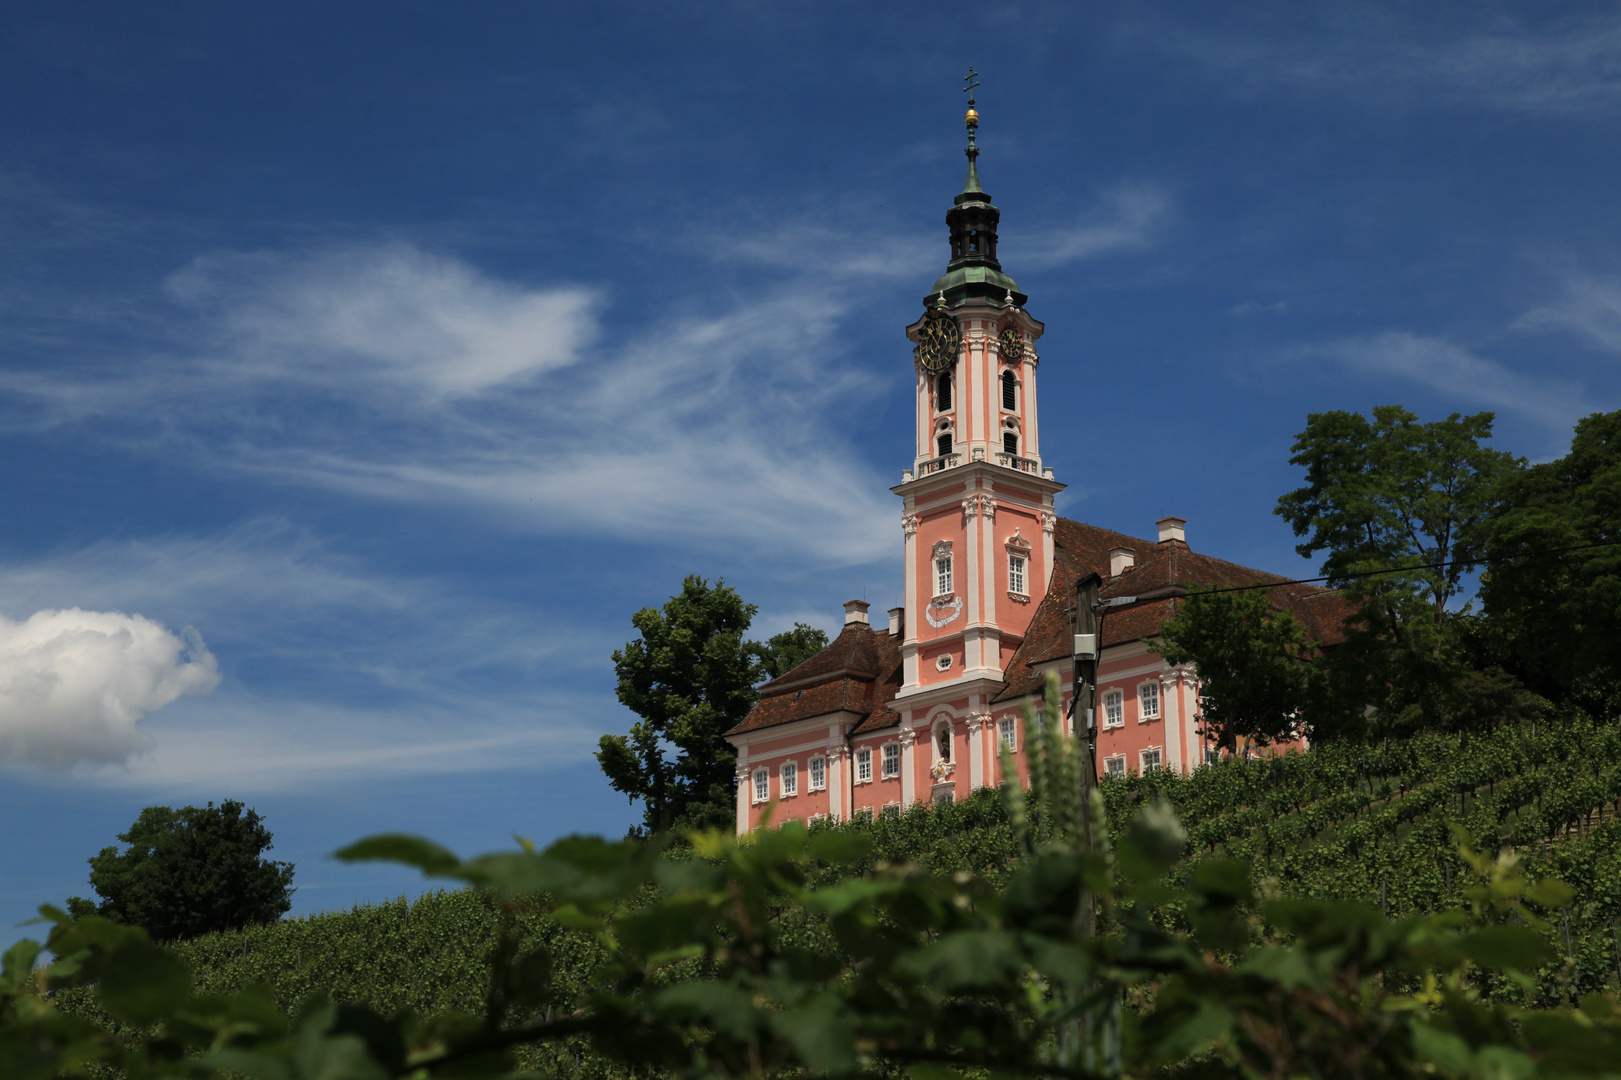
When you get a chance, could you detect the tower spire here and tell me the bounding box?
[927,67,1026,308]
[962,67,983,198]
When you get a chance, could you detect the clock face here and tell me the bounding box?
[917,310,961,373]
[998,326,1025,362]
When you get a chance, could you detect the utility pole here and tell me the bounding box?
[1072,571,1102,856]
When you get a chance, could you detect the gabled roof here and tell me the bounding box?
[725,622,903,738]
[995,519,1355,703]
[728,517,1357,734]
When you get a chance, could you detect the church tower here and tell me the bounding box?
[891,75,1063,779]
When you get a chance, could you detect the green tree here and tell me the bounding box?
[1150,586,1326,750]
[596,576,826,835]
[758,621,828,680]
[1480,409,1621,712]
[67,801,294,942]
[1274,406,1522,724]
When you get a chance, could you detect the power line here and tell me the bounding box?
[1180,538,1621,598]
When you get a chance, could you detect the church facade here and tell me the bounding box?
[723,101,1348,833]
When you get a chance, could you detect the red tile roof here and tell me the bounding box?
[725,622,904,737]
[728,517,1357,733]
[998,519,1355,702]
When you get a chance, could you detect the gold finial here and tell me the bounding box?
[963,67,980,128]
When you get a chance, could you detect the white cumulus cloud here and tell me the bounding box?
[0,609,220,770]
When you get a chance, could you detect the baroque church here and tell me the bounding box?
[724,93,1350,833]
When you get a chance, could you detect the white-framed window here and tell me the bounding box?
[882,802,902,819]
[855,748,873,783]
[752,768,769,803]
[1103,690,1124,728]
[998,715,1017,751]
[1104,754,1127,778]
[1008,553,1027,596]
[882,743,900,778]
[809,756,826,790]
[781,761,798,798]
[808,813,827,825]
[853,807,873,822]
[935,555,953,596]
[1001,370,1017,410]
[1140,747,1162,772]
[1139,682,1160,721]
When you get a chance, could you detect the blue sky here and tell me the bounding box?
[2,1,1618,933]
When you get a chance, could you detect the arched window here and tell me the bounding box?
[937,432,953,457]
[1003,432,1018,456]
[1002,371,1017,410]
[937,373,952,411]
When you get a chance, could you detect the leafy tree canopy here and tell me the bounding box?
[1480,409,1621,712]
[1274,405,1522,726]
[596,575,827,835]
[1150,586,1326,750]
[67,801,294,942]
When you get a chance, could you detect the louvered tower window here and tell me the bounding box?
[937,373,952,411]
[937,432,953,457]
[1003,432,1018,456]
[1002,371,1016,410]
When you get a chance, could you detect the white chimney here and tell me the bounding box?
[1109,547,1135,577]
[1157,516,1187,545]
[887,606,904,637]
[843,600,871,626]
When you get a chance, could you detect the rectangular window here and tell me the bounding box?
[935,556,953,596]
[856,748,872,783]
[809,756,825,790]
[882,803,902,819]
[781,761,797,797]
[753,768,769,803]
[1104,754,1126,778]
[1003,432,1018,456]
[1139,682,1160,721]
[1008,554,1027,596]
[998,716,1016,751]
[1002,372,1016,410]
[1141,748,1162,772]
[882,743,900,778]
[1103,690,1124,728]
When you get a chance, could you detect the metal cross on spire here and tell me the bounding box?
[962,67,981,156]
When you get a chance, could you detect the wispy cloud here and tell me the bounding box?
[0,243,900,565]
[1516,273,1621,354]
[1023,185,1169,270]
[56,689,603,795]
[1232,300,1289,317]
[1137,10,1621,116]
[1294,330,1589,429]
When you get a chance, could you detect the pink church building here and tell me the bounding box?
[724,103,1349,833]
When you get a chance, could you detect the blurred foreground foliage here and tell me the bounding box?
[9,680,1621,1079]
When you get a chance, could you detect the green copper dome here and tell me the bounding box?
[926,98,1027,309]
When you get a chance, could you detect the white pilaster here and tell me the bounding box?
[967,713,987,789]
[1162,670,1183,775]
[900,727,916,807]
[828,742,845,821]
[735,764,750,836]
[963,496,981,627]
